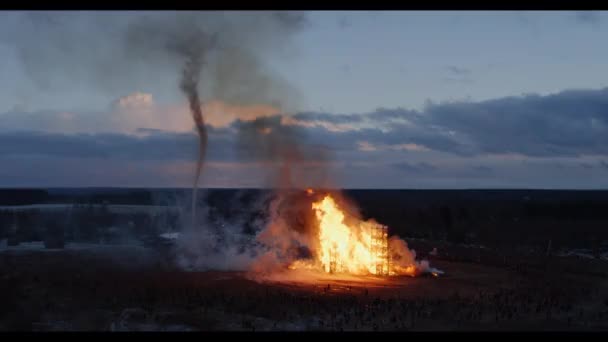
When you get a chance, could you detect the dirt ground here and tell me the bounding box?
[1,246,608,331]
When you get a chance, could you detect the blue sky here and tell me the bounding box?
[1,11,608,188]
[285,11,608,113]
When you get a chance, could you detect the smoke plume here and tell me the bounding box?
[1,11,310,256]
[120,12,307,224]
[176,34,209,224]
[2,12,434,278]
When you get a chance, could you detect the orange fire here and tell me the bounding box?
[288,193,418,277]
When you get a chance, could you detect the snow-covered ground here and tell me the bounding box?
[109,308,195,331]
[0,204,180,214]
[0,241,147,253]
[0,240,46,251]
[556,250,595,259]
[555,248,608,260]
[159,232,180,240]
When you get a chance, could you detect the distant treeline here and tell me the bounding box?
[0,188,154,206]
[0,203,179,246]
[4,187,608,206]
[0,189,49,206]
[1,188,608,252]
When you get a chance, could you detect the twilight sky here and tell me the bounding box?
[1,11,608,188]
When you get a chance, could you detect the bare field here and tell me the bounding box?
[2,246,608,331]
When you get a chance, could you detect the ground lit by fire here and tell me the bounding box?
[3,249,607,331]
[3,189,608,331]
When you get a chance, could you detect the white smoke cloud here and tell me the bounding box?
[173,190,275,272]
[389,236,434,274]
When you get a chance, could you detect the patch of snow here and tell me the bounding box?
[159,232,180,240]
[0,241,148,254]
[0,204,179,214]
[428,267,445,275]
[556,249,597,260]
[8,241,45,250]
[110,308,195,331]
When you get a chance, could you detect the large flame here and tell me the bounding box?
[288,193,419,277]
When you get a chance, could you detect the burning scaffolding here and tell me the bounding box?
[367,221,390,276]
[286,193,396,276]
[279,189,441,278]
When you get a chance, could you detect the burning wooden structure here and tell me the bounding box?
[366,221,390,276]
[292,193,394,276]
[284,190,435,278]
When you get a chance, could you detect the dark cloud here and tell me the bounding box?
[0,129,255,163]
[0,131,196,161]
[0,108,112,133]
[472,165,493,174]
[444,66,473,84]
[446,66,471,76]
[368,107,420,122]
[3,86,608,168]
[337,16,352,29]
[0,124,327,164]
[574,11,602,25]
[288,87,608,158]
[1,11,306,108]
[273,12,309,29]
[443,77,475,84]
[340,64,352,75]
[391,162,437,173]
[291,111,364,124]
[423,88,608,157]
[230,115,328,164]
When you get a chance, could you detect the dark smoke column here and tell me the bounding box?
[179,49,208,225]
[167,24,217,226]
[3,11,309,238]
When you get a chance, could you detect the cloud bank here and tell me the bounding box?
[3,87,608,188]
